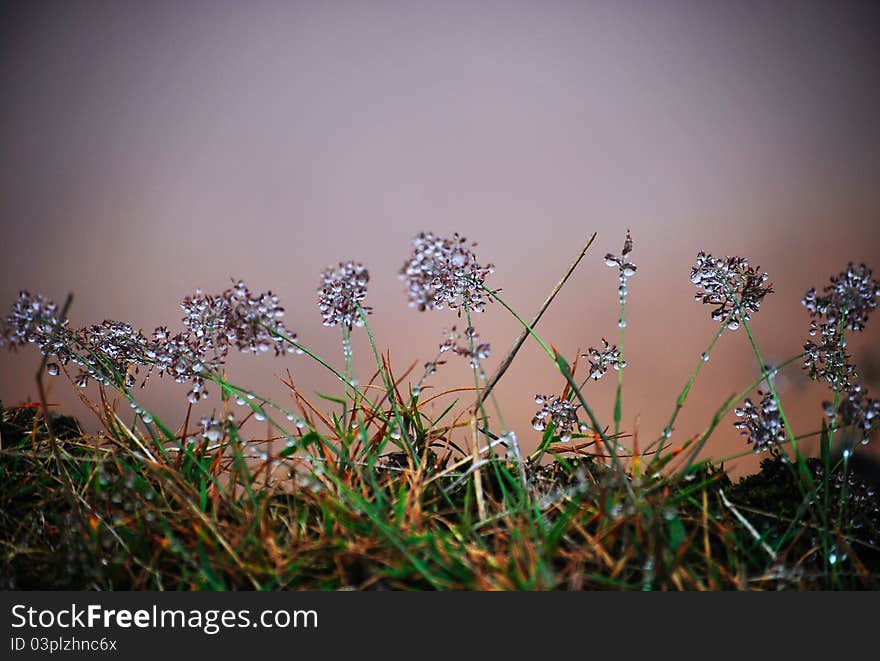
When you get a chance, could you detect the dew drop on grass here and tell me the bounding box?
[842,447,852,460]
[295,421,306,429]
[286,413,296,422]
[142,414,153,424]
[727,321,740,331]
[701,352,709,362]
[411,386,421,397]
[828,553,838,565]
[618,318,627,328]
[235,397,245,406]
[254,411,266,421]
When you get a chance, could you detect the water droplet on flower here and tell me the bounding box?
[47,363,59,376]
[727,321,740,331]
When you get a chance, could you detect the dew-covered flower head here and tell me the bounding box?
[222,280,290,355]
[802,262,879,332]
[803,321,855,391]
[734,391,786,452]
[1,291,70,353]
[73,321,151,388]
[2,279,294,403]
[399,232,495,313]
[691,252,772,329]
[532,394,588,442]
[583,338,625,380]
[439,325,491,368]
[318,261,371,330]
[825,384,879,445]
[604,229,637,279]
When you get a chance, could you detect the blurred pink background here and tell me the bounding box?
[2,1,879,475]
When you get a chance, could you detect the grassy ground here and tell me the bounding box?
[1,401,877,590]
[1,233,878,589]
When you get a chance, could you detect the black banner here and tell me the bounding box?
[0,591,874,659]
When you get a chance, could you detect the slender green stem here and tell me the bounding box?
[464,306,491,436]
[614,297,625,438]
[657,318,729,448]
[740,319,800,454]
[356,305,419,465]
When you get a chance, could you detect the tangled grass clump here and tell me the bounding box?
[1,230,879,590]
